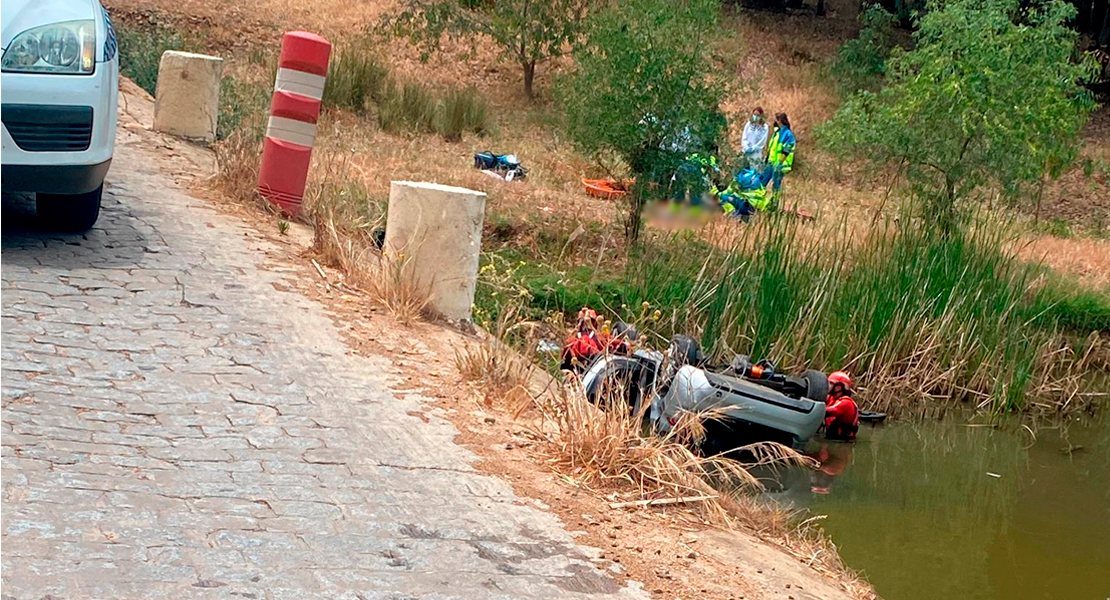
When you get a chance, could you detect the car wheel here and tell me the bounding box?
[668,335,701,367]
[612,321,638,342]
[728,354,752,375]
[585,357,642,411]
[37,185,103,232]
[801,369,829,402]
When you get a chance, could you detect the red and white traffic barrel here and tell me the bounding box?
[257,31,331,217]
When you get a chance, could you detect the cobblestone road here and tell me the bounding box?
[1,134,645,599]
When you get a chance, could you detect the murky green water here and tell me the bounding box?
[760,417,1110,600]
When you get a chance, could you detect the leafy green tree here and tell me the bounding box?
[828,4,898,95]
[389,0,594,98]
[561,0,725,243]
[820,0,1097,233]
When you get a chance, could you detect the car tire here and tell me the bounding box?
[801,369,829,402]
[37,185,103,232]
[612,321,638,342]
[728,354,752,375]
[668,335,701,367]
[585,357,642,411]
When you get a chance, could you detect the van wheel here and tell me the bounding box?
[37,185,103,232]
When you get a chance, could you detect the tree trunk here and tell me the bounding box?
[625,188,647,245]
[1077,0,1093,35]
[523,61,536,100]
[1099,1,1110,47]
[816,0,827,16]
[940,176,957,236]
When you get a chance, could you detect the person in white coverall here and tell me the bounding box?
[741,106,769,170]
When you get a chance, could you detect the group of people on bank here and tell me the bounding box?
[669,107,796,220]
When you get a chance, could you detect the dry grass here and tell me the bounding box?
[454,335,814,528]
[1017,235,1110,290]
[302,151,435,325]
[530,382,808,516]
[211,121,434,324]
[211,128,266,206]
[510,366,874,585]
[454,302,538,396]
[369,252,433,325]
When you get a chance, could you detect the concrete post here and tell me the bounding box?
[153,51,223,142]
[384,181,487,323]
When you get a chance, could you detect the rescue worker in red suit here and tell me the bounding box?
[561,308,603,371]
[823,371,860,441]
[561,307,633,372]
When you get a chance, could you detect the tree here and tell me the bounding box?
[828,4,898,95]
[819,0,1097,233]
[389,0,594,99]
[560,0,726,243]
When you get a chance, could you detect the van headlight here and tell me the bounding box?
[2,20,96,74]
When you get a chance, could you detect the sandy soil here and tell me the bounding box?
[117,81,873,600]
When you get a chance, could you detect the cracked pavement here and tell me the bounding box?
[1,131,646,599]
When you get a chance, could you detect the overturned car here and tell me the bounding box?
[581,335,831,451]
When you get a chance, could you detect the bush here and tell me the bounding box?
[828,4,897,95]
[114,17,185,95]
[438,87,489,142]
[1026,283,1110,333]
[819,0,1097,232]
[323,38,489,141]
[323,37,392,113]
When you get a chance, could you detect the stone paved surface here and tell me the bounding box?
[1,132,645,599]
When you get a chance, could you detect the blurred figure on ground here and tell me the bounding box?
[741,106,769,170]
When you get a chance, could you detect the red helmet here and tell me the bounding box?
[577,307,599,328]
[828,371,853,393]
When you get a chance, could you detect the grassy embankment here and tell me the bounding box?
[113,9,1110,421]
[109,7,1106,591]
[112,7,1110,420]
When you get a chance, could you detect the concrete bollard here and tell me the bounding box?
[384,181,487,323]
[153,51,223,142]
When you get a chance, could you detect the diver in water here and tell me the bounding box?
[824,371,860,441]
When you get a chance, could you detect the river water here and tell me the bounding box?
[759,417,1110,600]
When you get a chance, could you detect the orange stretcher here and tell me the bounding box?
[582,178,629,200]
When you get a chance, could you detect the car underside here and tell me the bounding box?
[582,335,831,451]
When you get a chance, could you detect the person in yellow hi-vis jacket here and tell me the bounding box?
[766,112,795,204]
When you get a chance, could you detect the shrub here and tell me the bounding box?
[438,87,488,141]
[323,37,392,113]
[323,37,489,141]
[828,4,897,95]
[820,0,1098,233]
[114,17,185,95]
